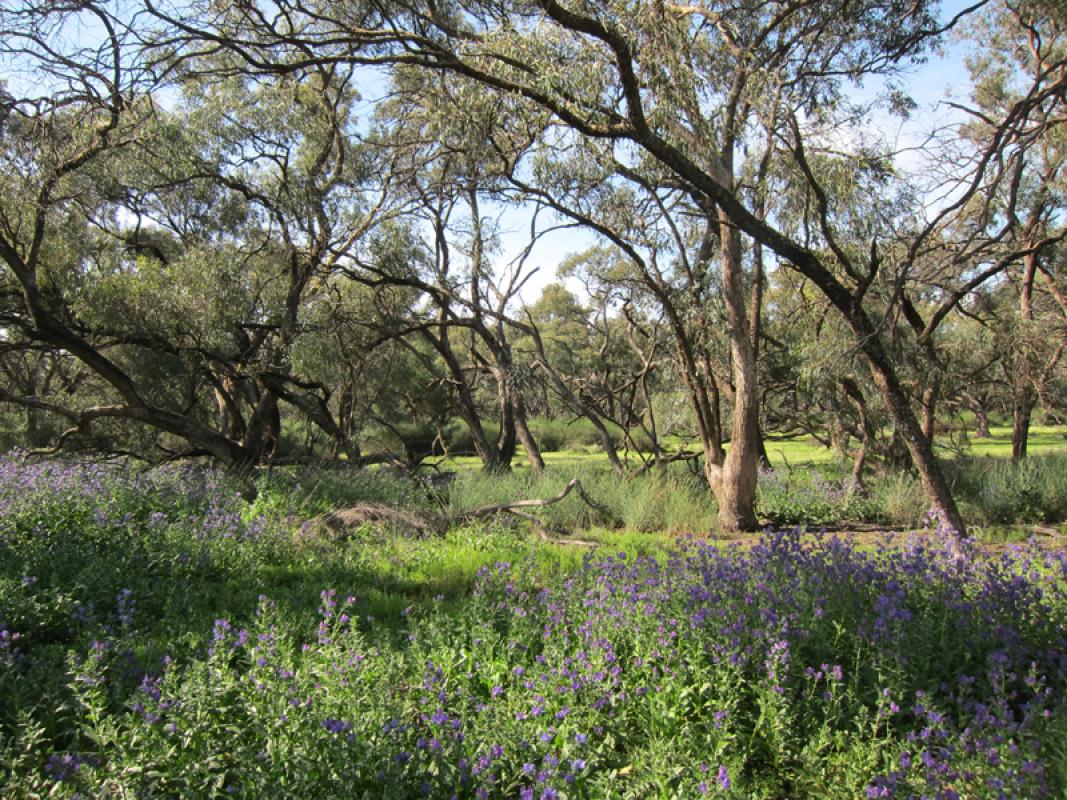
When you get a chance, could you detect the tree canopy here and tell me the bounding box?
[0,0,1064,531]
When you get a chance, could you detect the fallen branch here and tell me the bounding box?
[633,449,703,476]
[1033,525,1064,540]
[300,478,619,544]
[304,505,448,541]
[457,478,621,529]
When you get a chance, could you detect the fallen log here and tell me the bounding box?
[299,478,617,545]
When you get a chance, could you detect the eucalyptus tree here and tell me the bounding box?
[519,283,593,418]
[130,55,395,463]
[0,0,248,461]
[821,0,1067,466]
[289,276,452,464]
[145,0,985,530]
[0,1,395,466]
[950,0,1067,459]
[327,64,555,474]
[518,273,672,472]
[509,278,630,474]
[573,269,674,466]
[759,264,909,488]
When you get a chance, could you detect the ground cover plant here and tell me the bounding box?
[2,455,1067,798]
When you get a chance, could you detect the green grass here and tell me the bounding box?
[446,425,1067,476]
[760,435,840,466]
[3,461,1066,798]
[954,425,1067,457]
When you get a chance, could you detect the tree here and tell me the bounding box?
[518,275,672,473]
[143,0,988,529]
[954,0,1067,459]
[0,2,394,467]
[348,71,549,473]
[0,1,249,462]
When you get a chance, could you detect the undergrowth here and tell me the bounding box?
[1,456,1066,798]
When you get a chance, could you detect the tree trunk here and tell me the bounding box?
[25,406,47,447]
[461,403,500,472]
[705,211,760,532]
[858,337,965,533]
[1011,251,1039,463]
[921,385,938,440]
[840,379,873,494]
[491,365,517,472]
[425,326,502,472]
[242,388,280,462]
[1011,388,1035,462]
[750,221,770,471]
[512,394,545,475]
[973,402,991,438]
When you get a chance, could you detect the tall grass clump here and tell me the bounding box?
[947,453,1067,525]
[526,417,578,452]
[871,472,929,529]
[758,453,1067,530]
[444,465,717,534]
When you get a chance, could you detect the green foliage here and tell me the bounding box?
[946,453,1067,525]
[3,460,1067,798]
[525,416,624,452]
[757,468,881,526]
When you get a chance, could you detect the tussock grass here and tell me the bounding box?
[946,452,1067,525]
[444,465,718,535]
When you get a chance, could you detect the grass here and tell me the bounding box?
[440,426,1067,533]
[957,425,1067,458]
[446,424,1067,473]
[2,458,1066,798]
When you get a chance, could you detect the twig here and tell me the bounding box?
[457,478,621,529]
[633,449,703,476]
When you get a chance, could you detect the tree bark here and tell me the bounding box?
[1011,388,1035,462]
[705,211,760,532]
[856,327,965,533]
[1011,251,1040,463]
[512,393,545,475]
[971,399,991,438]
[840,379,873,494]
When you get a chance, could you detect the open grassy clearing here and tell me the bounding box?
[955,426,1067,458]
[445,424,1067,472]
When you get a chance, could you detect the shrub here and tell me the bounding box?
[4,457,1067,798]
[526,417,572,452]
[757,467,882,526]
[6,523,1066,798]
